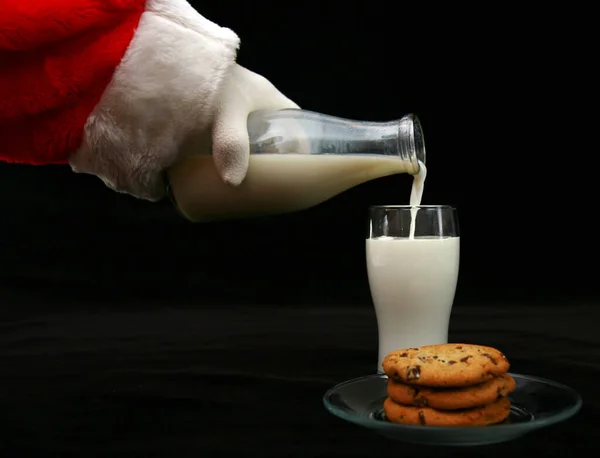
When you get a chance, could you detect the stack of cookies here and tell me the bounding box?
[382,343,515,427]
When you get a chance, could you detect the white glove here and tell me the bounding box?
[210,64,300,186]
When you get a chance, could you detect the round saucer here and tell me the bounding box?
[323,373,582,446]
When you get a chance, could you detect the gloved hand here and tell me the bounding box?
[210,64,299,187]
[71,61,299,202]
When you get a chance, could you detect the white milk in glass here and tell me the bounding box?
[366,163,460,372]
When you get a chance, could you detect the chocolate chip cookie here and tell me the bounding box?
[382,343,510,387]
[383,396,512,427]
[387,373,516,410]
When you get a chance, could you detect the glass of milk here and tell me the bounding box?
[366,205,460,373]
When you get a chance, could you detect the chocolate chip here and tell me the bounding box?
[418,411,427,425]
[447,360,457,365]
[400,352,408,357]
[433,356,438,359]
[482,353,498,364]
[455,346,463,349]
[406,365,421,381]
[460,356,472,363]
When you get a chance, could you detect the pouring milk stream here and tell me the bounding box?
[409,160,427,238]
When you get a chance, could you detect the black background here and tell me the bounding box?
[0,2,594,306]
[0,2,597,457]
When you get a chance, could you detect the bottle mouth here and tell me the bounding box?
[398,114,426,174]
[412,115,426,168]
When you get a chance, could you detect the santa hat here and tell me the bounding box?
[0,0,240,200]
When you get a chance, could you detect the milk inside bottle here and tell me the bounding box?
[166,109,426,222]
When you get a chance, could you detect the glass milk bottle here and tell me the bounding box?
[165,108,426,222]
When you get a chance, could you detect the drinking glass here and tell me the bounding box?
[366,205,460,373]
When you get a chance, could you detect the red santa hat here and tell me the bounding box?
[0,0,240,200]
